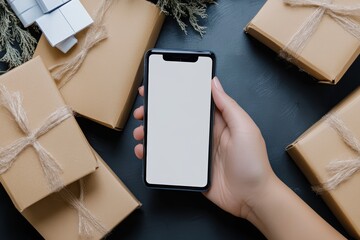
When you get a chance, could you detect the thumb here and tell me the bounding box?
[211,77,256,131]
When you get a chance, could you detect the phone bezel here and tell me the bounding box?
[143,49,215,191]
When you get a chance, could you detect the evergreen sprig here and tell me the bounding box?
[0,0,37,69]
[157,0,216,37]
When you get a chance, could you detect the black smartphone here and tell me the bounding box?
[144,49,215,191]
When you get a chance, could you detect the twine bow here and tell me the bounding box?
[49,0,113,89]
[60,179,108,239]
[280,0,360,61]
[0,85,72,191]
[312,114,360,193]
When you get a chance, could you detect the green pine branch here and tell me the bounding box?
[157,0,216,37]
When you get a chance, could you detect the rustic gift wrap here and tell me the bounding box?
[35,0,165,130]
[0,57,98,212]
[287,87,360,238]
[22,151,141,240]
[245,0,360,84]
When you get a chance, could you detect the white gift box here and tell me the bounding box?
[36,0,93,48]
[7,0,93,53]
[36,0,70,13]
[7,0,44,27]
[56,36,78,53]
[7,0,38,15]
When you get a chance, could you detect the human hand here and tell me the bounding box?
[133,77,278,219]
[134,77,345,240]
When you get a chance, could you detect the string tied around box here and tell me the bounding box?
[280,0,360,62]
[312,114,360,193]
[49,0,113,89]
[0,85,107,238]
[60,179,108,239]
[0,85,72,192]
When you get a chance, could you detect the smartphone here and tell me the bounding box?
[144,49,215,191]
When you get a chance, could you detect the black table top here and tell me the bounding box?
[1,0,359,239]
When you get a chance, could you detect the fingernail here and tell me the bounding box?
[213,76,223,91]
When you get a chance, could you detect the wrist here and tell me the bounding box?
[241,175,346,240]
[243,174,284,222]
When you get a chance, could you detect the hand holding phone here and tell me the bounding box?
[144,49,215,191]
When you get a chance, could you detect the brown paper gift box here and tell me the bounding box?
[287,87,360,238]
[245,0,360,84]
[0,57,98,212]
[22,151,141,240]
[34,0,165,130]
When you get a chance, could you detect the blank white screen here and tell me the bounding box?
[146,54,212,188]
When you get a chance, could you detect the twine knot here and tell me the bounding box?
[0,85,72,192]
[312,114,360,193]
[280,0,360,61]
[49,0,113,89]
[26,133,37,145]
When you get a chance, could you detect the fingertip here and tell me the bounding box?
[139,86,145,97]
[133,106,144,120]
[212,76,224,92]
[132,128,137,140]
[134,144,144,159]
[211,81,225,112]
[133,125,144,141]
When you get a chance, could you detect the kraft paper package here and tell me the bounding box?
[287,87,360,238]
[22,151,141,240]
[245,0,360,84]
[0,57,98,212]
[35,0,165,130]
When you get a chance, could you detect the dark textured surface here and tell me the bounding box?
[1,0,359,239]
